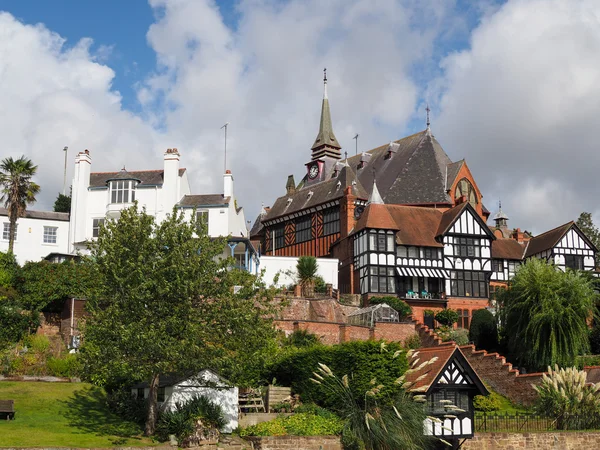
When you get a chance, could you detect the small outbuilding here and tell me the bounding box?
[131,369,239,432]
[404,345,488,449]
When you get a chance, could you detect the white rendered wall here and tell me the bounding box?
[0,216,69,264]
[260,255,339,289]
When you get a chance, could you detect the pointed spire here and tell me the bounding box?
[311,68,341,160]
[426,103,431,131]
[368,177,384,205]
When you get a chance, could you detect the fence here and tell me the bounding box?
[475,412,600,433]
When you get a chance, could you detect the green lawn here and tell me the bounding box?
[0,381,156,448]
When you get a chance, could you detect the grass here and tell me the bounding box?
[0,381,156,447]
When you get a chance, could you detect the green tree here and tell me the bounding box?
[297,256,318,298]
[53,193,71,213]
[0,156,40,254]
[434,309,459,327]
[576,212,600,265]
[469,309,498,351]
[79,205,278,436]
[498,258,595,371]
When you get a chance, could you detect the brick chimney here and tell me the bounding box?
[340,186,357,239]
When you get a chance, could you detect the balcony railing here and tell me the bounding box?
[400,291,445,301]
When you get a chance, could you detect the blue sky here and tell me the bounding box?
[0,0,598,232]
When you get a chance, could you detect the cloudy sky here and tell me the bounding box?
[1,0,598,234]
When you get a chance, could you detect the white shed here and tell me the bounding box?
[131,369,239,433]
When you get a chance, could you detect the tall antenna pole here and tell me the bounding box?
[353,133,359,156]
[221,122,229,173]
[62,146,68,196]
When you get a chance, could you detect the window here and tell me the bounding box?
[450,271,488,298]
[323,208,340,236]
[2,223,17,241]
[196,210,209,230]
[157,387,166,403]
[109,180,136,204]
[369,230,394,252]
[43,226,58,244]
[429,390,470,415]
[565,254,584,270]
[137,388,145,399]
[296,216,312,243]
[457,238,481,258]
[274,225,285,250]
[92,219,105,238]
[369,266,396,294]
[457,309,470,329]
[397,246,407,258]
[423,247,442,260]
[492,260,504,273]
[408,246,418,258]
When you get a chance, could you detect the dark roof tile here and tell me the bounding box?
[0,208,69,222]
[179,195,230,207]
[89,168,186,188]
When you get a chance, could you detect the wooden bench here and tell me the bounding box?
[0,400,15,420]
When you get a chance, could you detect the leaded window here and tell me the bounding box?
[369,266,396,293]
[565,254,584,270]
[368,230,394,252]
[457,238,481,258]
[323,208,340,236]
[492,260,503,273]
[422,247,442,260]
[450,271,488,298]
[274,225,285,249]
[296,216,312,243]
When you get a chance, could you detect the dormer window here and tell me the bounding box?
[110,180,137,204]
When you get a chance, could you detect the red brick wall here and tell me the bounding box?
[372,322,417,343]
[464,432,600,449]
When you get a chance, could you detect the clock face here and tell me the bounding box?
[308,164,319,179]
[354,206,365,219]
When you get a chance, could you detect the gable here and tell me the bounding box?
[439,203,495,240]
[556,225,597,253]
[430,349,488,395]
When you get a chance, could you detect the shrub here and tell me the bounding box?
[435,309,459,327]
[294,403,338,420]
[437,327,469,345]
[314,275,327,294]
[268,340,408,409]
[533,365,600,429]
[590,325,600,355]
[369,296,412,320]
[106,387,146,425]
[473,392,503,412]
[0,304,38,349]
[239,413,343,437]
[576,354,600,369]
[271,401,293,413]
[285,329,320,348]
[469,309,498,350]
[403,334,421,349]
[24,334,50,353]
[156,395,226,443]
[46,354,80,377]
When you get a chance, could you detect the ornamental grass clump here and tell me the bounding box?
[533,365,600,430]
[311,361,436,450]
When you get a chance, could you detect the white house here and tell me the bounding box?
[0,208,70,265]
[67,148,259,272]
[132,369,239,433]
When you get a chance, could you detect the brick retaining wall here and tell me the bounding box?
[463,432,600,449]
[244,436,341,450]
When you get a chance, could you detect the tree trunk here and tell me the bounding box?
[145,373,160,436]
[301,280,315,298]
[8,215,16,254]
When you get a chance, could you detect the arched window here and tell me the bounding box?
[454,178,478,208]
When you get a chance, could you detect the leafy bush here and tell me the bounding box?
[576,354,600,369]
[437,327,469,345]
[403,334,421,349]
[469,309,498,350]
[46,354,80,377]
[24,334,50,353]
[271,401,293,413]
[314,275,327,294]
[473,393,503,412]
[533,365,600,429]
[268,340,408,409]
[369,296,412,320]
[435,309,459,327]
[239,413,343,437]
[424,309,435,317]
[0,304,38,348]
[106,387,146,425]
[285,329,320,348]
[0,251,19,290]
[590,325,600,355]
[293,403,338,420]
[156,395,226,443]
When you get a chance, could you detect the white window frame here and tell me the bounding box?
[2,223,17,241]
[92,218,105,238]
[43,226,58,244]
[109,180,136,204]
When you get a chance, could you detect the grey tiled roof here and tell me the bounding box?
[89,168,186,188]
[178,195,230,207]
[0,208,69,221]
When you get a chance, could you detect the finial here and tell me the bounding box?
[499,200,502,211]
[344,151,348,160]
[323,68,328,99]
[323,67,327,83]
[121,165,126,171]
[426,103,431,130]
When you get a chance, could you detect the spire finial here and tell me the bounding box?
[323,68,328,99]
[499,200,502,211]
[368,170,384,205]
[426,103,431,130]
[344,151,347,160]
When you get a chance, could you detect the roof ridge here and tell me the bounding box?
[531,221,573,240]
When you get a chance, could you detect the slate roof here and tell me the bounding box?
[525,222,573,257]
[179,194,230,207]
[491,239,526,260]
[0,208,69,221]
[264,129,456,222]
[89,168,187,188]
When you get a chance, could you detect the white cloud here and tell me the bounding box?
[435,0,600,232]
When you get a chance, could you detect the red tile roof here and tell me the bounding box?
[491,239,526,260]
[405,345,457,392]
[525,222,573,257]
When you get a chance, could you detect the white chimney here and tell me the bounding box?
[70,149,91,251]
[163,148,180,213]
[224,170,234,199]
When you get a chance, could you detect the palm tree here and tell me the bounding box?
[0,156,40,254]
[297,255,318,298]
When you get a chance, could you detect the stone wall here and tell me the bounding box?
[244,436,341,450]
[463,432,600,449]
